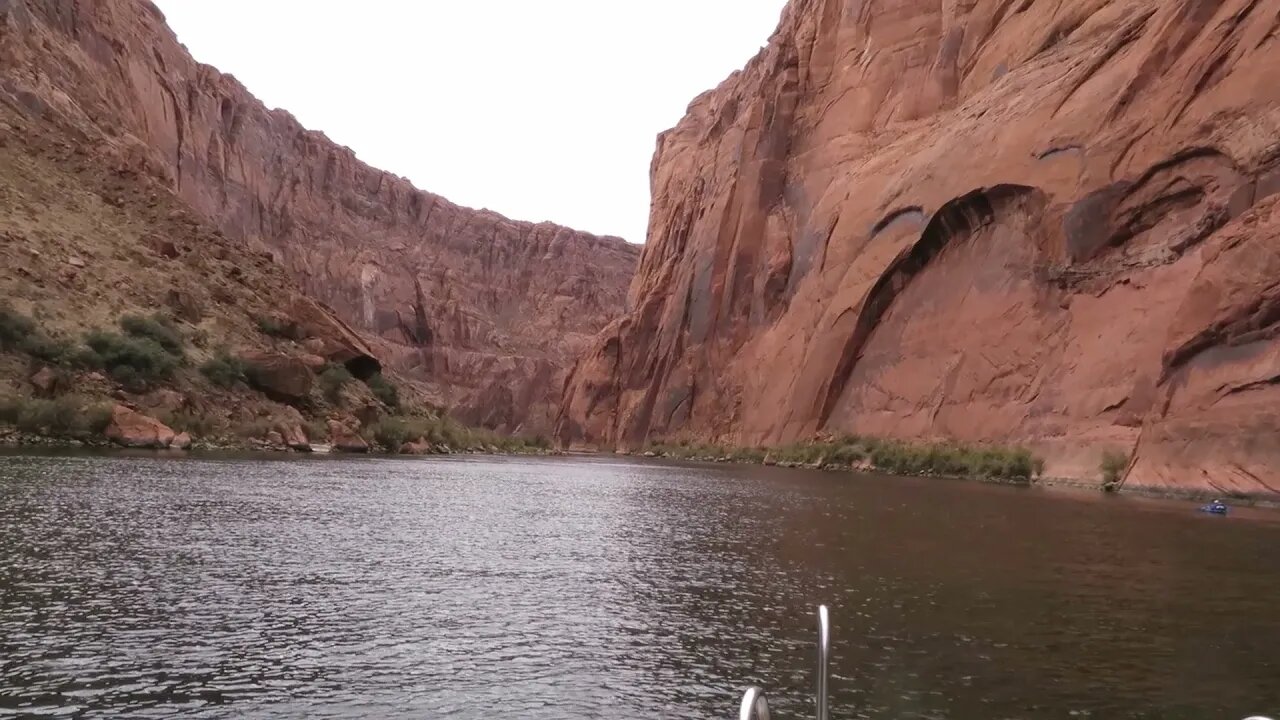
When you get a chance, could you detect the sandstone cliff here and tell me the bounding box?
[0,0,639,433]
[559,0,1280,497]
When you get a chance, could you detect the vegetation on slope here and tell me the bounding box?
[0,110,550,456]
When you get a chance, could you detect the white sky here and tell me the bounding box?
[152,1,788,243]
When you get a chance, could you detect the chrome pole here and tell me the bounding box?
[739,686,771,720]
[816,605,830,720]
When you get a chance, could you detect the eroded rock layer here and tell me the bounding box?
[0,0,639,433]
[559,0,1280,496]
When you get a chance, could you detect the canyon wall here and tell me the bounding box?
[559,0,1280,497]
[0,0,639,433]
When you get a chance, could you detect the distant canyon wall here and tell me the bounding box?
[558,0,1280,497]
[0,0,639,433]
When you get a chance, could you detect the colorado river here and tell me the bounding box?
[0,452,1276,719]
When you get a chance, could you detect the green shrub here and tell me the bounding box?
[0,305,77,365]
[4,396,111,437]
[371,416,413,451]
[83,403,114,434]
[81,330,178,389]
[1101,450,1129,490]
[303,418,329,443]
[19,334,76,365]
[366,373,400,410]
[639,435,1042,482]
[255,315,295,339]
[318,363,354,403]
[157,410,219,437]
[200,352,248,388]
[235,418,275,439]
[120,313,184,356]
[0,304,36,350]
[0,395,22,425]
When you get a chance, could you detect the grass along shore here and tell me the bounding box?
[639,436,1044,483]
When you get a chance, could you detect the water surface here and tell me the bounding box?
[0,452,1276,719]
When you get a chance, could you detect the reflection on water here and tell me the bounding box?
[0,452,1276,719]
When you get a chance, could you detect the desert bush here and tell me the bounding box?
[0,305,77,365]
[82,403,114,434]
[81,330,178,389]
[235,418,276,439]
[0,304,36,350]
[318,363,354,403]
[255,315,295,339]
[157,409,219,437]
[120,313,184,356]
[0,395,22,425]
[366,373,400,410]
[370,416,414,451]
[640,435,1042,482]
[19,334,76,365]
[1101,450,1130,491]
[304,418,329,443]
[200,351,248,388]
[2,395,112,437]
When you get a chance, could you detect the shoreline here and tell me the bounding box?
[616,448,1280,507]
[5,430,1276,507]
[0,428,558,459]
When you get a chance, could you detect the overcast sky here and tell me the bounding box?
[152,1,787,243]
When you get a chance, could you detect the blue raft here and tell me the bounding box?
[1199,500,1229,516]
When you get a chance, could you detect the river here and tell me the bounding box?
[0,452,1276,719]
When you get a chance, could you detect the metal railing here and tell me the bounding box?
[736,605,1272,720]
[738,605,829,720]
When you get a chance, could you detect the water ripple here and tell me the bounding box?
[0,453,1277,718]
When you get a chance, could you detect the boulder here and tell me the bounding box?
[287,297,381,379]
[146,388,186,413]
[265,430,286,449]
[399,438,433,455]
[145,235,179,259]
[165,287,204,323]
[277,422,312,452]
[171,432,192,450]
[241,351,313,401]
[104,405,175,449]
[29,367,59,397]
[298,354,326,372]
[328,420,370,453]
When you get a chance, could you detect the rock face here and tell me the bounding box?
[105,405,175,449]
[0,0,638,434]
[242,351,314,403]
[277,422,311,452]
[328,421,370,454]
[559,0,1280,497]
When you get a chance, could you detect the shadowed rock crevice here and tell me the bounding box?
[818,185,1039,427]
[1063,148,1246,264]
[870,207,927,237]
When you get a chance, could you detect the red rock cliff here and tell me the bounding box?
[559,0,1280,497]
[0,0,639,433]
